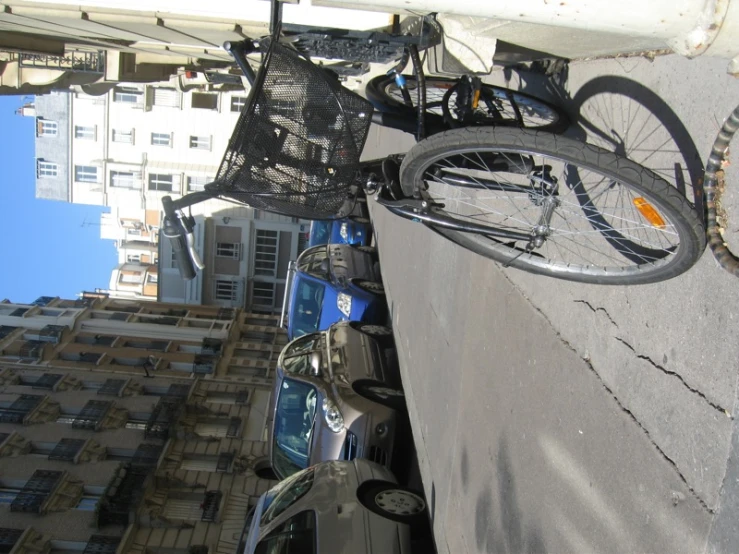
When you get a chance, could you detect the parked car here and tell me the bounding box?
[282,243,385,340]
[241,459,427,554]
[269,320,403,481]
[307,217,373,247]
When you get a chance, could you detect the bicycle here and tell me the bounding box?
[162,1,705,286]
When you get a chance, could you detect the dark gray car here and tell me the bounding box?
[269,321,403,480]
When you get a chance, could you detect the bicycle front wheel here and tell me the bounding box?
[399,128,705,285]
[366,75,568,132]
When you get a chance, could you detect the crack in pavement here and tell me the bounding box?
[613,336,732,418]
[573,299,619,327]
[500,271,715,514]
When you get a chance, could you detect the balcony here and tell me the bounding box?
[38,325,65,344]
[19,341,45,361]
[0,394,43,424]
[32,373,62,391]
[0,326,16,340]
[32,296,55,307]
[0,528,23,553]
[72,400,111,430]
[10,470,62,514]
[216,308,236,321]
[130,443,163,469]
[82,536,120,554]
[192,355,216,375]
[201,338,223,355]
[145,398,182,439]
[19,51,105,74]
[48,438,85,462]
[98,464,148,527]
[201,490,222,522]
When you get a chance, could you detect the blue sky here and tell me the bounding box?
[0,95,117,304]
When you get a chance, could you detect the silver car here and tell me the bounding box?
[242,459,427,554]
[269,321,404,481]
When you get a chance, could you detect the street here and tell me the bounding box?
[365,53,739,553]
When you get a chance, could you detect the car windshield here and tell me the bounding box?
[291,278,325,337]
[272,378,319,479]
[260,467,316,526]
[309,221,331,246]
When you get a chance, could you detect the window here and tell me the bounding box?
[153,87,180,107]
[216,243,241,259]
[82,535,120,553]
[126,254,141,263]
[38,119,58,136]
[74,126,95,140]
[231,96,247,112]
[119,272,143,285]
[187,175,212,192]
[97,379,126,397]
[180,456,218,472]
[113,86,142,103]
[110,170,140,189]
[37,160,58,178]
[0,528,23,553]
[75,165,99,183]
[194,417,241,438]
[255,511,316,554]
[255,230,278,276]
[162,497,204,521]
[148,173,174,192]
[252,282,275,308]
[192,92,218,110]
[112,129,134,143]
[189,135,211,150]
[151,132,172,147]
[146,274,158,284]
[206,390,249,405]
[215,280,238,301]
[261,472,316,525]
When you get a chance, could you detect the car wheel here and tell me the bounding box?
[354,379,405,410]
[358,481,427,525]
[354,280,384,296]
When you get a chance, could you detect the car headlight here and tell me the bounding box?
[322,398,344,433]
[339,222,349,241]
[337,292,352,318]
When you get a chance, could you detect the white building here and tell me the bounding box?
[31,85,309,311]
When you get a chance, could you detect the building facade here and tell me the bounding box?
[0,293,291,554]
[29,86,310,310]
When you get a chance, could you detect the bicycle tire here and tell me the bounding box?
[399,127,705,285]
[366,75,569,133]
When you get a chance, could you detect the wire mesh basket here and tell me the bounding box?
[210,38,374,219]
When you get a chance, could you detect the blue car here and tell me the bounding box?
[308,218,372,247]
[282,244,385,340]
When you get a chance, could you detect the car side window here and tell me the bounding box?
[285,334,320,357]
[260,469,316,526]
[255,510,316,554]
[281,353,311,375]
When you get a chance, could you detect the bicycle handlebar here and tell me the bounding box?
[162,195,204,281]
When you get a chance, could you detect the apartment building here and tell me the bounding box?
[0,293,291,554]
[0,0,393,96]
[30,86,309,309]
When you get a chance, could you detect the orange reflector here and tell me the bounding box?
[633,197,666,229]
[472,90,481,109]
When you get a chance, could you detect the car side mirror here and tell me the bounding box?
[309,351,322,376]
[320,258,330,274]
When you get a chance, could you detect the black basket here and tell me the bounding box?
[211,38,374,219]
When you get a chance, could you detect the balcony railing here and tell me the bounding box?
[144,398,182,439]
[216,308,236,321]
[19,51,105,74]
[192,355,216,375]
[10,470,62,513]
[201,338,223,355]
[32,373,62,390]
[201,490,222,522]
[38,325,65,343]
[19,341,45,361]
[0,394,43,424]
[98,464,148,527]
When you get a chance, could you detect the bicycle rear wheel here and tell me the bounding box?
[399,127,705,285]
[366,75,568,132]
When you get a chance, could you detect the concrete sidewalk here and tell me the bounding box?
[366,52,739,553]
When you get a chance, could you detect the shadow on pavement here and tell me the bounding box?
[504,64,705,215]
